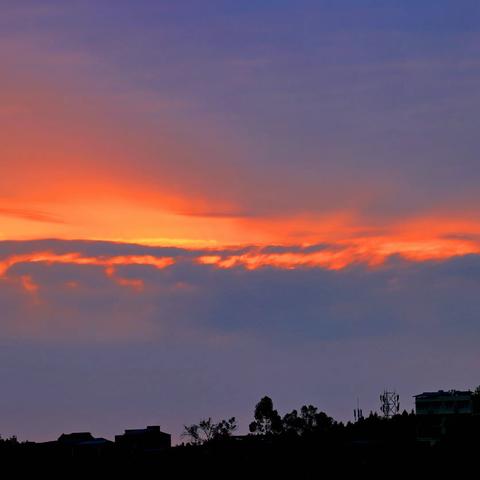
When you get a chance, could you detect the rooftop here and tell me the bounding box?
[57,432,94,444]
[414,390,472,399]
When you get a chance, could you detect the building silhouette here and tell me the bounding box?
[414,390,474,443]
[415,390,473,415]
[115,425,171,452]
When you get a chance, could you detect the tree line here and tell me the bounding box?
[181,395,416,445]
[182,387,480,446]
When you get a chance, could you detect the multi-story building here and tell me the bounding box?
[415,390,473,416]
[414,390,474,443]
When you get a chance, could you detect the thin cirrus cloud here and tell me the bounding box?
[2,3,480,253]
[0,207,65,225]
[2,2,480,326]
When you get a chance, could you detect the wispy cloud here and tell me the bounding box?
[0,207,64,224]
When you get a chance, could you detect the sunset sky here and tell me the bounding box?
[1,0,480,442]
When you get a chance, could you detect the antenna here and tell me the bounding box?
[380,390,400,418]
[354,397,364,422]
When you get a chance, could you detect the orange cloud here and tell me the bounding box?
[20,274,39,294]
[0,252,175,280]
[104,265,145,292]
[0,38,251,248]
[197,216,480,270]
[3,212,480,280]
[2,37,480,269]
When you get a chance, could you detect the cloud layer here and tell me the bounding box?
[0,239,479,441]
[2,1,480,249]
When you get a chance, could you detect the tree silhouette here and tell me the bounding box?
[282,409,303,436]
[473,385,480,413]
[182,417,237,445]
[281,405,335,436]
[249,396,283,435]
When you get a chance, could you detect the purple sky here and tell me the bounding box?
[1,1,480,442]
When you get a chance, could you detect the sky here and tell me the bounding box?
[1,0,480,442]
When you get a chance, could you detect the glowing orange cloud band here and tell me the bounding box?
[0,252,176,276]
[1,229,479,293]
[198,235,480,271]
[0,252,175,282]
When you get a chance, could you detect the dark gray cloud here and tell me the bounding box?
[0,239,263,259]
[0,239,187,258]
